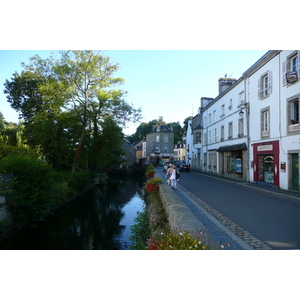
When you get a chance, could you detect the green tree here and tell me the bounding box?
[183,116,193,131]
[4,51,141,173]
[90,117,125,172]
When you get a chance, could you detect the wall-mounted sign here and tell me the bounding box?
[286,71,298,83]
[257,145,273,151]
[280,162,286,172]
[289,123,300,132]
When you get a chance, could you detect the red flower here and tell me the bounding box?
[149,238,156,250]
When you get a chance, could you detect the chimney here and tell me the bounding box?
[218,78,236,94]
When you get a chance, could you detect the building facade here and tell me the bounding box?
[189,50,300,191]
[145,125,174,164]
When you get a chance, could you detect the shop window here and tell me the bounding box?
[227,157,242,173]
[258,155,274,184]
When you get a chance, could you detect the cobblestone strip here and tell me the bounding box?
[179,185,273,250]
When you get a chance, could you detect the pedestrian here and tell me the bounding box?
[170,165,179,190]
[165,163,173,185]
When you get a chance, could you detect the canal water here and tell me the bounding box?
[0,176,145,250]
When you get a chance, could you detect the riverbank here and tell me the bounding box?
[130,165,218,250]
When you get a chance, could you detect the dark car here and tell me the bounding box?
[179,163,190,172]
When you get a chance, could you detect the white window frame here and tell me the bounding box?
[261,108,270,138]
[214,128,218,142]
[238,118,244,137]
[258,71,272,99]
[221,126,224,141]
[291,99,299,124]
[228,122,233,139]
[287,95,300,134]
[291,54,299,72]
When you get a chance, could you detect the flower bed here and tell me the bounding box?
[130,166,215,250]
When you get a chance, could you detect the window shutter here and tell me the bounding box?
[282,60,287,86]
[268,71,272,94]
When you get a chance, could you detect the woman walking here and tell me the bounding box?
[165,163,172,184]
[169,165,179,190]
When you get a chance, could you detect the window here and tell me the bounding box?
[209,114,211,124]
[283,51,300,86]
[208,131,212,144]
[155,144,160,152]
[213,110,216,122]
[239,91,245,105]
[261,108,270,137]
[163,135,168,142]
[221,126,224,141]
[228,157,242,174]
[164,145,168,152]
[156,135,160,142]
[220,104,225,118]
[291,54,299,72]
[291,99,299,124]
[288,96,300,133]
[228,122,233,139]
[258,71,272,99]
[214,128,218,143]
[229,99,232,110]
[238,118,244,137]
[263,75,268,96]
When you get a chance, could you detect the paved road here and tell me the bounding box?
[161,168,300,250]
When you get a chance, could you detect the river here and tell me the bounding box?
[0,175,145,250]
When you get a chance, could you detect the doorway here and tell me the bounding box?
[258,155,274,184]
[292,153,299,190]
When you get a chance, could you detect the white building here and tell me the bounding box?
[189,50,300,191]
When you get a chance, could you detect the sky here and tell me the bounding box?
[0,50,267,135]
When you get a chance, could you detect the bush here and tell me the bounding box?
[0,144,38,161]
[130,206,150,250]
[0,156,65,222]
[68,171,94,196]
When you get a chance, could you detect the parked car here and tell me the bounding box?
[179,163,190,172]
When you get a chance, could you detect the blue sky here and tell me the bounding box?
[0,50,267,135]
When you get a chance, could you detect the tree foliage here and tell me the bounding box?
[127,118,190,145]
[3,51,141,173]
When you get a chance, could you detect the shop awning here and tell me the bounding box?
[217,143,247,152]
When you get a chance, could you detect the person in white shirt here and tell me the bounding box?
[169,165,179,190]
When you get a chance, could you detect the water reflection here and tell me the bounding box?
[0,176,145,250]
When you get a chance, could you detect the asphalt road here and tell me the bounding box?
[176,170,300,250]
